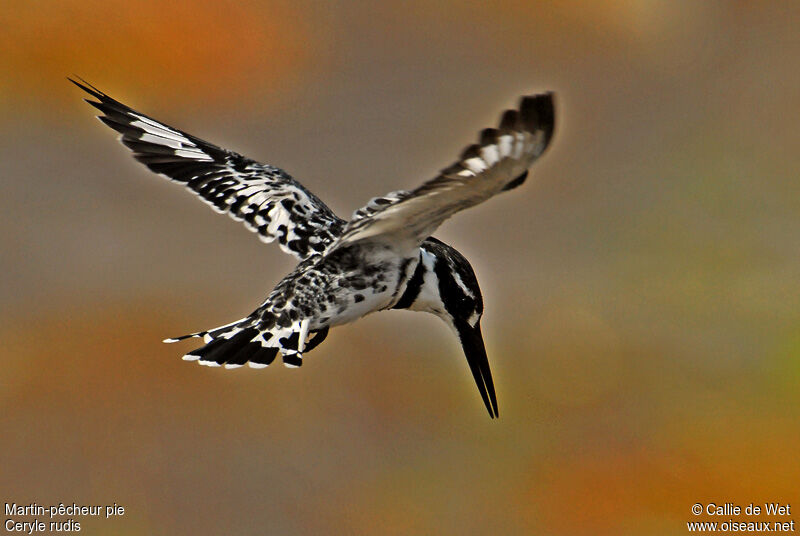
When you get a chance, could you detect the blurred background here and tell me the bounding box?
[2,1,799,534]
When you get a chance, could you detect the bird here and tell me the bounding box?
[72,78,555,418]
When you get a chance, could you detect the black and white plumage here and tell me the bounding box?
[73,79,556,418]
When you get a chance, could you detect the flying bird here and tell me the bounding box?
[72,79,555,418]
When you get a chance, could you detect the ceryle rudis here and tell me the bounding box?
[73,79,556,418]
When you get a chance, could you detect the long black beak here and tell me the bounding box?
[455,321,498,418]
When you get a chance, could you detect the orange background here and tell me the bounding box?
[2,1,799,534]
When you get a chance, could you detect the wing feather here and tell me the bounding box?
[331,93,555,252]
[72,78,344,261]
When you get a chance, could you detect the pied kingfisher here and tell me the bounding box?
[73,79,555,418]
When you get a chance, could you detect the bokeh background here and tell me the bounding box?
[2,1,799,534]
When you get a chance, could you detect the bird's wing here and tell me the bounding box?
[328,93,555,254]
[72,79,344,261]
[348,190,413,223]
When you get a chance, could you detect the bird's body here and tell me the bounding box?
[73,79,555,417]
[181,240,421,368]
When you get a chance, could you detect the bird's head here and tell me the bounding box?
[399,237,497,418]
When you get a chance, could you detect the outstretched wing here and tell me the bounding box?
[330,93,555,253]
[72,79,344,261]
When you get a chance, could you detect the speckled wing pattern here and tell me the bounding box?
[71,78,344,261]
[349,190,412,223]
[331,93,555,253]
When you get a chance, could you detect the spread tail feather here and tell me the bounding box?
[163,332,207,343]
[163,316,245,344]
[164,319,329,369]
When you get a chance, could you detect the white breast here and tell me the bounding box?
[407,248,446,316]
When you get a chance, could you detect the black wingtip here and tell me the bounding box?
[459,143,482,161]
[68,76,105,101]
[520,92,556,146]
[499,109,520,131]
[479,127,499,146]
[70,77,135,120]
